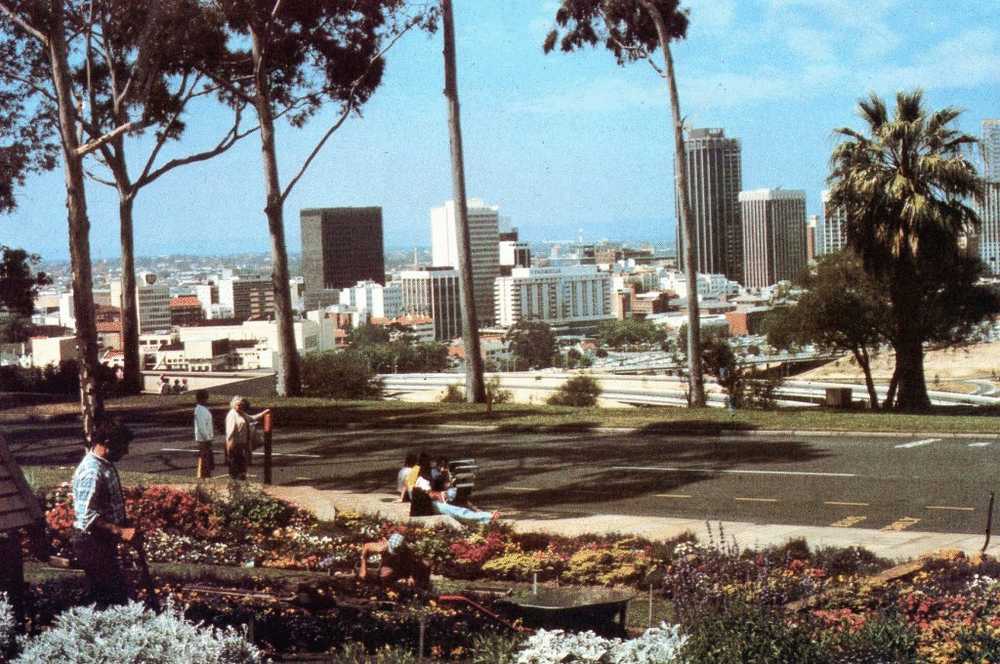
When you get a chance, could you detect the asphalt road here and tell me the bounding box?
[5,421,999,535]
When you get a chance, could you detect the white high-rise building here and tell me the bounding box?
[494,265,612,328]
[739,189,808,289]
[983,119,1000,183]
[431,198,500,325]
[399,268,462,341]
[978,121,1000,275]
[339,280,402,320]
[110,272,171,334]
[820,190,848,256]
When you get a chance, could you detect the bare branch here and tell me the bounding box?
[0,1,49,45]
[84,167,116,188]
[75,121,135,157]
[0,66,57,101]
[281,18,418,201]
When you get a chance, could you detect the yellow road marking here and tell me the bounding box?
[881,517,920,532]
[926,505,974,512]
[830,515,867,528]
[655,494,691,499]
[734,497,778,503]
[825,501,870,507]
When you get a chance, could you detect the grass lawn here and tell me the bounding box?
[4,391,999,435]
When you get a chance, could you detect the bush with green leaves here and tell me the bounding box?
[439,383,464,403]
[301,350,384,399]
[13,601,262,663]
[486,375,513,404]
[547,374,601,407]
[0,593,14,657]
[328,642,420,663]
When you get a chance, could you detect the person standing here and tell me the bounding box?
[71,417,139,608]
[225,396,269,480]
[193,390,215,479]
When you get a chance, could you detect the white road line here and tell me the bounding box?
[894,438,939,449]
[926,505,975,511]
[609,466,855,478]
[505,487,540,492]
[825,501,870,507]
[969,442,993,448]
[655,494,691,499]
[735,497,778,503]
[160,447,322,459]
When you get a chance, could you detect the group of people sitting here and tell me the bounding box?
[396,452,499,526]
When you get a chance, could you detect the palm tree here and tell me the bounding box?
[828,90,982,411]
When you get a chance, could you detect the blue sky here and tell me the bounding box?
[3,0,999,260]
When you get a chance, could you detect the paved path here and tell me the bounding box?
[265,484,998,563]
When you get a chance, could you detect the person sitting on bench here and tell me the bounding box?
[412,465,498,526]
[396,452,418,503]
[359,533,430,590]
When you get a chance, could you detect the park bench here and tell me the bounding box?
[449,458,477,506]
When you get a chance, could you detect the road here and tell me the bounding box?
[5,421,998,536]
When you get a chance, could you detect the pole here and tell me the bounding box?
[983,491,995,553]
[263,411,273,485]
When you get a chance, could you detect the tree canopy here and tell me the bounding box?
[0,245,49,318]
[505,318,557,370]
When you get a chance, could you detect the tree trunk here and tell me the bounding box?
[251,26,301,397]
[642,1,704,407]
[853,347,879,411]
[893,334,930,411]
[441,0,484,403]
[117,191,142,394]
[883,365,899,410]
[48,0,102,440]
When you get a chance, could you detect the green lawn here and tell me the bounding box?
[4,392,999,436]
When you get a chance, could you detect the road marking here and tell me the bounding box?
[655,494,691,499]
[830,515,867,528]
[926,505,975,512]
[609,466,855,478]
[881,517,920,531]
[160,447,322,459]
[825,501,870,507]
[894,438,939,449]
[505,487,540,492]
[734,497,778,503]
[969,442,992,448]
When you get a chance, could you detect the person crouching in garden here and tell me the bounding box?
[224,396,270,480]
[359,533,431,591]
[71,417,140,608]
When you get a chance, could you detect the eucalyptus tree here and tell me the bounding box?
[440,0,483,402]
[828,91,987,411]
[76,1,254,395]
[205,0,432,397]
[544,0,704,406]
[0,0,175,439]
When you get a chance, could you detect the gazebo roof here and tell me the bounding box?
[0,433,43,532]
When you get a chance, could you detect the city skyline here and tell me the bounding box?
[2,1,999,261]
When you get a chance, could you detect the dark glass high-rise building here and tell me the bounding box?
[675,128,744,283]
[300,207,385,307]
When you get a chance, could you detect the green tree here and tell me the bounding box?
[547,374,602,407]
[828,91,987,411]
[766,252,889,410]
[0,245,49,317]
[505,319,556,369]
[301,350,383,399]
[595,318,667,350]
[209,0,430,397]
[347,324,392,348]
[544,0,704,407]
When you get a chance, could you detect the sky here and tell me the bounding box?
[2,0,999,260]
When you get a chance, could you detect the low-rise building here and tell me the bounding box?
[494,265,613,330]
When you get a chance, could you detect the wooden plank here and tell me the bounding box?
[0,494,28,513]
[0,510,36,532]
[0,433,44,527]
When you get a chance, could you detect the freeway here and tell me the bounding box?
[6,420,999,536]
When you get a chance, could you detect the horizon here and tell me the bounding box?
[2,1,998,262]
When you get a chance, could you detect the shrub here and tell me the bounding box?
[0,593,14,657]
[218,482,298,533]
[301,350,384,399]
[470,631,522,664]
[485,375,513,404]
[821,613,920,663]
[811,545,892,577]
[951,625,1000,663]
[13,601,262,663]
[481,547,564,581]
[514,624,686,664]
[439,384,464,403]
[329,642,419,663]
[560,542,650,586]
[546,374,601,407]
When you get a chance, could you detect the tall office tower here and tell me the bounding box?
[821,190,848,256]
[977,121,1000,275]
[983,120,1000,182]
[498,227,530,277]
[431,198,500,325]
[399,267,462,341]
[806,215,819,261]
[300,207,385,308]
[675,128,744,283]
[739,189,808,289]
[110,272,171,334]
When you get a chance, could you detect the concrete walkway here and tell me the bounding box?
[265,485,999,563]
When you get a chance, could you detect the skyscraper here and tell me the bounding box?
[431,198,500,325]
[399,267,462,341]
[820,190,848,256]
[110,272,171,334]
[676,128,744,283]
[300,207,385,308]
[739,189,808,288]
[978,120,1000,275]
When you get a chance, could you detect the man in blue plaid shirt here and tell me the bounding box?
[71,417,139,608]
